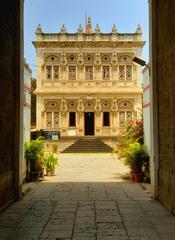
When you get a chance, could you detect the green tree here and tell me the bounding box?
[31,78,36,125]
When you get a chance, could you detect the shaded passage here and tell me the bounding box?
[0,153,175,240]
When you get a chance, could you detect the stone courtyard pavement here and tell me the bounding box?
[0,153,175,240]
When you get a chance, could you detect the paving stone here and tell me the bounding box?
[126,226,160,237]
[155,224,175,234]
[75,216,95,224]
[129,237,161,240]
[72,232,95,239]
[123,220,152,227]
[0,153,175,240]
[97,228,127,236]
[73,236,96,240]
[148,216,175,225]
[97,222,124,229]
[97,236,129,240]
[45,223,74,231]
[40,230,72,238]
[0,227,13,238]
[161,234,175,240]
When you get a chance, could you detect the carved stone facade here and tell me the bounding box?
[33,20,144,137]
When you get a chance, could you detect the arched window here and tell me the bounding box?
[118,101,133,127]
[68,66,76,80]
[101,101,111,127]
[118,56,133,81]
[102,66,110,80]
[45,56,59,81]
[68,101,77,127]
[45,101,60,128]
[85,66,93,80]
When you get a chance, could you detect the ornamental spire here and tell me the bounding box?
[135,24,142,34]
[35,24,42,34]
[86,16,92,33]
[95,24,100,33]
[60,24,66,33]
[112,24,117,33]
[77,24,83,33]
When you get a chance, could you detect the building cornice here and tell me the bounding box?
[34,89,143,95]
[32,40,145,49]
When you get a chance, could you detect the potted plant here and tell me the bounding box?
[51,142,59,153]
[122,142,148,182]
[25,137,44,181]
[43,151,58,176]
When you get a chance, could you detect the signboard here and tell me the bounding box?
[41,130,60,140]
[68,130,76,136]
[52,135,59,140]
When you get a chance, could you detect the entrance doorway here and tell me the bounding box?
[84,112,94,135]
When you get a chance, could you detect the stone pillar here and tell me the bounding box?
[36,96,44,129]
[112,111,118,135]
[60,112,68,136]
[78,112,84,136]
[95,111,101,136]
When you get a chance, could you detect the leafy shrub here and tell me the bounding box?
[113,119,144,158]
[113,116,150,180]
[43,151,58,170]
[51,142,59,153]
[25,137,44,179]
[122,142,149,173]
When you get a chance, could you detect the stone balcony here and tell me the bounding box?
[41,80,136,89]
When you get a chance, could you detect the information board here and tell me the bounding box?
[41,130,60,140]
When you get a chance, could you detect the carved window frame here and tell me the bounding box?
[118,65,132,81]
[46,112,59,128]
[118,101,133,127]
[45,55,60,81]
[102,65,110,80]
[118,55,133,81]
[85,66,93,80]
[68,65,76,80]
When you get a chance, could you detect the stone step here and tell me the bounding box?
[61,137,113,153]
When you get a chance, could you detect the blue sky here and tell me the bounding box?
[24,0,149,77]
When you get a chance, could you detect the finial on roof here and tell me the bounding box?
[61,24,67,33]
[78,24,83,33]
[86,16,92,33]
[112,24,117,33]
[136,24,142,34]
[95,24,101,33]
[35,24,42,33]
[88,16,91,25]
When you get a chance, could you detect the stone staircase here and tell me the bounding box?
[61,137,113,153]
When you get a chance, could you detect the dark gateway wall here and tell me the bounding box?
[0,0,22,210]
[153,0,175,212]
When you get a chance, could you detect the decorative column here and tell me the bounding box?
[95,98,102,136]
[111,52,118,82]
[60,98,68,136]
[77,52,84,81]
[94,52,101,81]
[60,51,67,81]
[77,99,84,136]
[111,98,118,135]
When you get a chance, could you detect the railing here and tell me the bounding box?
[38,33,141,42]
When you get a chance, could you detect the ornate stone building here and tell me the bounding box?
[33,18,145,139]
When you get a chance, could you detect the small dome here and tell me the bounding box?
[60,24,67,33]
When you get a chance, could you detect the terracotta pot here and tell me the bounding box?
[130,171,135,181]
[46,168,55,176]
[133,172,143,182]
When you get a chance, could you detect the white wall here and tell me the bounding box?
[23,62,32,181]
[142,66,151,155]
